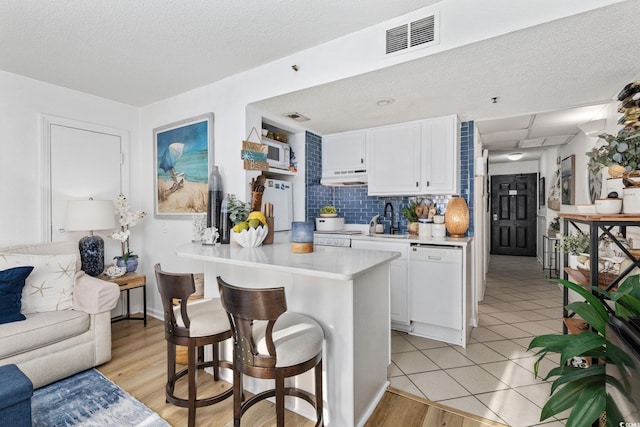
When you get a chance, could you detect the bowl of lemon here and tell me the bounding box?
[232,211,269,247]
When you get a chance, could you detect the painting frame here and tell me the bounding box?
[539,177,545,208]
[154,113,214,218]
[561,155,575,205]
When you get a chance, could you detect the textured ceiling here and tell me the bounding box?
[1,1,638,161]
[0,0,433,106]
[253,1,640,160]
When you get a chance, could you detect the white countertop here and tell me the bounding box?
[176,242,400,281]
[351,233,473,246]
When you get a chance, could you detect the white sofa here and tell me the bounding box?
[0,241,120,389]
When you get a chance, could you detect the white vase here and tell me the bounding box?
[568,254,579,270]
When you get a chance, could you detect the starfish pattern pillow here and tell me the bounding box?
[0,253,77,313]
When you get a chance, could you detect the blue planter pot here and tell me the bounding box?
[115,257,138,273]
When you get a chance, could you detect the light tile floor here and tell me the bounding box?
[388,254,568,427]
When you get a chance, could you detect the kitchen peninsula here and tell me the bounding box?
[176,242,400,427]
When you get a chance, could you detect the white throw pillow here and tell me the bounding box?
[0,253,76,313]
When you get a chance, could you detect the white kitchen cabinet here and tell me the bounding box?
[322,130,366,176]
[422,115,458,194]
[351,240,409,327]
[367,115,459,196]
[367,122,422,196]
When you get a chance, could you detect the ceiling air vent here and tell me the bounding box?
[385,12,439,55]
[410,16,435,47]
[386,24,409,54]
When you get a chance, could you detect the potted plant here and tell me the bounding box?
[401,199,421,235]
[548,217,560,237]
[528,276,640,427]
[587,127,640,175]
[227,194,250,225]
[558,232,590,269]
[109,194,146,273]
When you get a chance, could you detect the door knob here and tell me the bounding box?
[492,214,498,220]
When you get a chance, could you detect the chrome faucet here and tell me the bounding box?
[384,202,399,234]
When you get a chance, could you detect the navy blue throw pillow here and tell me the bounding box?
[0,266,34,324]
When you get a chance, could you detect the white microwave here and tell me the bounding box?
[264,138,290,170]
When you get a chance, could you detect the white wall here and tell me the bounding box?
[0,70,140,250]
[489,160,539,176]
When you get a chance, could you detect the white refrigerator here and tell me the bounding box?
[261,178,293,231]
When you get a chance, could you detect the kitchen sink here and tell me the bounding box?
[368,233,410,239]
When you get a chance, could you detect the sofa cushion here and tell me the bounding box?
[0,241,81,271]
[0,267,34,325]
[0,310,90,359]
[0,253,76,314]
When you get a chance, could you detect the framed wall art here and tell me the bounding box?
[154,113,213,217]
[561,155,575,205]
[539,177,545,208]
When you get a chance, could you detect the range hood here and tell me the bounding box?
[320,170,368,186]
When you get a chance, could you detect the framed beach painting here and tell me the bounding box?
[561,155,575,205]
[154,113,213,217]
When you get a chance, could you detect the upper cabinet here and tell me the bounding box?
[321,130,367,185]
[367,115,459,196]
[421,115,458,194]
[367,122,422,195]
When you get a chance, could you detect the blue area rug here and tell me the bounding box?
[32,369,170,426]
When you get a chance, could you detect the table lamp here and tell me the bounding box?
[65,199,116,276]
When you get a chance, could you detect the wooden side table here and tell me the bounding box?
[103,272,147,326]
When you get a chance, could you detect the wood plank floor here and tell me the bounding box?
[99,317,506,427]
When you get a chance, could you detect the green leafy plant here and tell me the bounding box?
[320,205,337,215]
[558,232,590,255]
[401,199,420,222]
[587,127,640,173]
[528,276,640,427]
[227,194,250,225]
[550,217,560,232]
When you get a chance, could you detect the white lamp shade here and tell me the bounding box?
[65,199,116,232]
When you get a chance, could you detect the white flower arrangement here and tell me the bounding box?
[109,194,146,261]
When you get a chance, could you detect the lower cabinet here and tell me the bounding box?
[351,240,409,326]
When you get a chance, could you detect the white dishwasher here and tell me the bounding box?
[409,244,464,343]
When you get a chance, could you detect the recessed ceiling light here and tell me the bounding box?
[507,152,524,161]
[376,98,395,106]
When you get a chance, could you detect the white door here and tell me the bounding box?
[43,115,127,243]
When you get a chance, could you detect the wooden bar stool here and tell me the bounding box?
[217,276,324,427]
[154,264,233,427]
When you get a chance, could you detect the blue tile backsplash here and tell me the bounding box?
[305,121,474,236]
